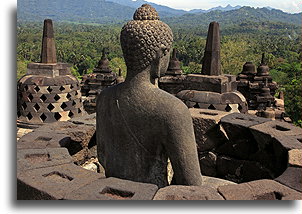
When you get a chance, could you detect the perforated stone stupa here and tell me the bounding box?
[81,49,123,114]
[17,19,84,127]
[159,22,248,113]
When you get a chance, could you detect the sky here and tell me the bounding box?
[144,0,302,13]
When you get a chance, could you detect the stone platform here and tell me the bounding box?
[17,111,302,200]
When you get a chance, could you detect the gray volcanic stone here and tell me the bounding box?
[218,179,302,200]
[153,185,224,200]
[250,120,302,149]
[64,177,158,200]
[275,167,302,193]
[17,131,71,150]
[202,22,221,76]
[17,163,103,200]
[216,156,274,183]
[199,152,217,177]
[219,113,271,160]
[190,108,229,152]
[17,148,73,171]
[288,149,302,167]
[276,135,302,150]
[69,113,96,127]
[201,176,236,189]
[96,5,202,188]
[36,121,96,164]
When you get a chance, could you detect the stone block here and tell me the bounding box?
[220,113,270,140]
[190,109,229,152]
[185,74,229,93]
[153,185,224,200]
[216,156,273,183]
[275,167,302,193]
[199,152,217,177]
[17,131,71,150]
[17,148,73,171]
[36,121,95,148]
[64,177,158,200]
[69,113,96,127]
[288,149,302,167]
[17,163,103,200]
[218,179,302,200]
[201,176,236,189]
[250,120,302,149]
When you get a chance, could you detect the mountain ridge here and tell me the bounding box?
[17,0,302,27]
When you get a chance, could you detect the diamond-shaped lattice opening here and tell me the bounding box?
[40,113,47,122]
[34,85,40,92]
[208,104,216,110]
[225,104,232,112]
[193,103,199,108]
[47,86,53,93]
[28,94,34,102]
[54,112,62,121]
[54,94,60,101]
[70,84,74,89]
[59,86,65,91]
[238,104,243,112]
[33,103,40,112]
[61,102,67,110]
[72,100,76,106]
[78,108,82,114]
[66,93,71,99]
[26,112,33,120]
[75,91,78,96]
[17,111,21,118]
[47,103,55,111]
[21,102,27,110]
[68,111,74,118]
[40,94,47,102]
[24,85,29,91]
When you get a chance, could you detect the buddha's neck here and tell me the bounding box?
[125,68,157,87]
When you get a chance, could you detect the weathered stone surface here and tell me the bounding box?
[275,167,302,193]
[219,113,271,159]
[218,179,301,200]
[216,156,273,183]
[153,185,224,200]
[17,163,103,200]
[69,113,96,127]
[97,4,202,188]
[199,152,217,177]
[250,120,302,148]
[36,121,95,148]
[276,135,302,150]
[201,22,221,76]
[184,75,229,93]
[288,149,302,167]
[64,177,158,200]
[17,148,73,171]
[190,109,229,152]
[202,176,236,189]
[40,19,56,63]
[221,113,271,131]
[17,131,71,150]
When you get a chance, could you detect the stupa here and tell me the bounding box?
[17,19,85,127]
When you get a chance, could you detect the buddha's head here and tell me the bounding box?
[120,4,173,79]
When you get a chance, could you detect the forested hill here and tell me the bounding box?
[163,7,301,29]
[17,0,183,23]
[17,0,301,27]
[17,0,136,24]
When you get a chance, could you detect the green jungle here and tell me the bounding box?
[17,17,301,126]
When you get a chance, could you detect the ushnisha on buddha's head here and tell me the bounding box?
[120,4,173,79]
